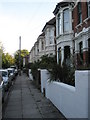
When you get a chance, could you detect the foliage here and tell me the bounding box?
[2,53,15,69]
[0,41,15,68]
[30,55,57,81]
[30,61,40,81]
[39,55,56,69]
[77,65,90,70]
[30,55,75,86]
[48,62,75,86]
[48,63,63,82]
[14,49,29,69]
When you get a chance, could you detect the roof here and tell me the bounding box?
[53,0,75,15]
[38,32,45,37]
[42,17,56,32]
[37,32,45,42]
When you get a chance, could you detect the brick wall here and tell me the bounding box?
[73,1,89,34]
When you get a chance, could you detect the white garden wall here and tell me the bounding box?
[0,85,2,120]
[40,69,90,119]
[40,69,49,93]
[29,69,33,81]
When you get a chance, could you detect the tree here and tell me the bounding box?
[14,49,29,69]
[0,41,4,68]
[2,53,15,69]
[0,41,15,69]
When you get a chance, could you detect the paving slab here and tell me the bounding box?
[3,73,66,119]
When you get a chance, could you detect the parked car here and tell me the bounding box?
[10,66,18,76]
[7,68,15,81]
[0,69,10,91]
[0,74,5,102]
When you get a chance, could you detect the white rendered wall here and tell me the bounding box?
[40,69,49,93]
[29,69,33,81]
[0,85,2,120]
[40,70,89,118]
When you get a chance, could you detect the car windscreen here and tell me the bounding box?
[8,70,13,75]
[2,71,8,77]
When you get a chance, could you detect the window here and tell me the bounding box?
[49,29,53,44]
[58,47,61,64]
[42,41,44,50]
[78,2,82,24]
[57,13,61,35]
[88,39,90,64]
[50,53,53,56]
[64,46,70,66]
[87,0,90,17]
[63,9,70,32]
[79,41,83,64]
[37,44,39,53]
[49,37,52,44]
[37,49,39,53]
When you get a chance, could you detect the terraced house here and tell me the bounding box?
[29,17,56,63]
[29,0,90,68]
[53,1,74,66]
[42,17,56,57]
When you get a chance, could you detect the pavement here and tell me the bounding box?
[2,73,66,119]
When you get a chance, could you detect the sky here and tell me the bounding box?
[0,0,62,55]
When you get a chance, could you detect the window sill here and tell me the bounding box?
[75,23,82,29]
[84,17,90,24]
[56,31,73,38]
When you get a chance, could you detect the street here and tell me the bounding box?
[2,73,66,119]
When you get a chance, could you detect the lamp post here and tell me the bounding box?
[0,44,2,69]
[19,36,21,75]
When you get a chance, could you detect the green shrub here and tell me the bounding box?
[30,55,56,81]
[30,55,75,86]
[48,62,75,86]
[30,61,40,81]
[48,63,63,82]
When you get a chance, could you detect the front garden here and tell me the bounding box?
[29,55,75,86]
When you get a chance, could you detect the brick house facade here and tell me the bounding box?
[73,0,90,68]
[53,0,90,68]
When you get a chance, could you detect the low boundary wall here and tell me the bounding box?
[29,69,33,81]
[0,85,2,120]
[40,70,90,119]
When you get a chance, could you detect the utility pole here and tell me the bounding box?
[0,43,2,69]
[19,36,21,75]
